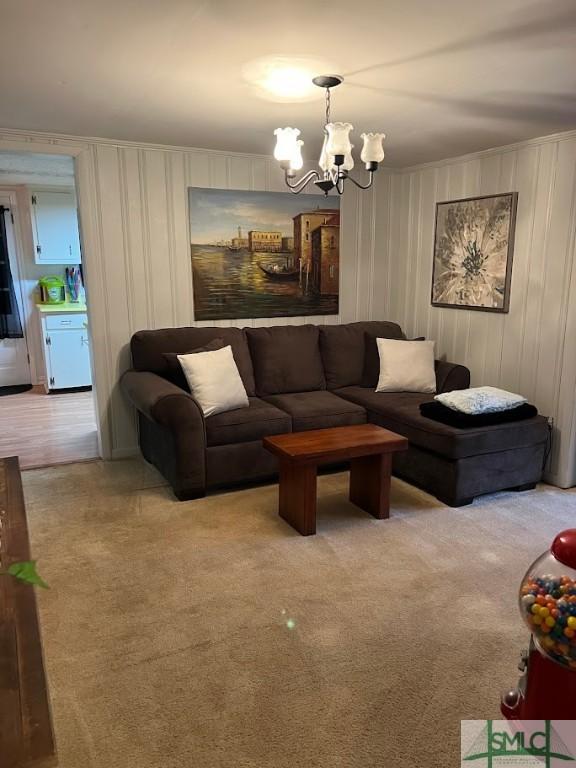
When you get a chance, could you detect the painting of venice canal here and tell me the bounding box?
[189,188,340,320]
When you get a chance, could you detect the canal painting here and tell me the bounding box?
[189,188,340,320]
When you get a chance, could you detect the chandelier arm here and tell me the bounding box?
[284,169,320,193]
[345,171,375,191]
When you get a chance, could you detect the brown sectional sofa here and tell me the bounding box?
[121,321,549,506]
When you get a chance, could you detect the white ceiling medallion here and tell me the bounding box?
[273,75,385,196]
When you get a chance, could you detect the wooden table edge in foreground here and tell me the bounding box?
[0,456,57,768]
[264,424,409,536]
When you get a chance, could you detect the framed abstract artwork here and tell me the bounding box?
[431,192,518,313]
[188,187,340,320]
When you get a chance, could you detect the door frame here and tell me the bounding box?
[0,139,107,459]
[0,190,32,385]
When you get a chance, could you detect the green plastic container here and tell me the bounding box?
[39,276,65,304]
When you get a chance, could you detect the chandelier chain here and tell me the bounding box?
[325,88,331,126]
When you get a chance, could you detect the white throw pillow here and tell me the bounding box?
[375,338,436,393]
[435,386,527,415]
[177,345,249,417]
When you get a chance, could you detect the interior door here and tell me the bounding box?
[0,199,31,387]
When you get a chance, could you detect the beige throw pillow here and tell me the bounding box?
[177,345,249,417]
[376,338,436,393]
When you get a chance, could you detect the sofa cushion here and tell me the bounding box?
[319,321,404,390]
[335,386,549,460]
[205,397,291,447]
[246,325,325,396]
[264,391,366,432]
[131,326,256,396]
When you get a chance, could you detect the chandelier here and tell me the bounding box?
[273,75,385,196]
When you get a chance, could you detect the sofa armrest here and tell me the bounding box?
[434,360,470,394]
[121,370,204,426]
[121,370,206,499]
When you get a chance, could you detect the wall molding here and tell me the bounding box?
[3,125,575,177]
[0,127,272,160]
[398,129,576,174]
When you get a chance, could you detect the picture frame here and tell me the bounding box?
[188,187,340,321]
[431,192,518,313]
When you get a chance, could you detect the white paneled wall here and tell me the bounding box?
[0,131,391,459]
[1,128,574,487]
[382,132,576,487]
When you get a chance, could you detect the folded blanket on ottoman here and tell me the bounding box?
[434,386,527,415]
[420,400,538,428]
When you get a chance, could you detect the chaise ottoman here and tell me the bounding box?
[334,388,550,507]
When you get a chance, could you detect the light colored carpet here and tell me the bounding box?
[22,460,576,768]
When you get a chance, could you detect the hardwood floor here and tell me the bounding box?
[0,389,98,469]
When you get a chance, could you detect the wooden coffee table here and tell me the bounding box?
[263,424,408,536]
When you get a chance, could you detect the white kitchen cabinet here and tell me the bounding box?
[31,189,82,264]
[38,311,92,391]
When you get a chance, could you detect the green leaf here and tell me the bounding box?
[7,561,49,589]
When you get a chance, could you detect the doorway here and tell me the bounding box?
[0,152,98,469]
[0,195,30,389]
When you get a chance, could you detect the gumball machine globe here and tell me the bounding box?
[502,529,576,719]
[520,550,576,669]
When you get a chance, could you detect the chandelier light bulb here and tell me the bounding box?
[325,122,354,157]
[273,127,301,163]
[360,132,386,164]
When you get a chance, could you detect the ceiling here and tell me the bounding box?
[1,0,575,167]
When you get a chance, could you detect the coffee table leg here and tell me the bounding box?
[349,453,392,519]
[279,461,317,536]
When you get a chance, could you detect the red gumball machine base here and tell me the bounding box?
[502,641,576,719]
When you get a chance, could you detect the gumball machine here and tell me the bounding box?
[502,529,576,719]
